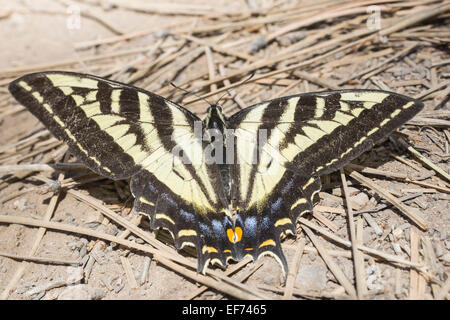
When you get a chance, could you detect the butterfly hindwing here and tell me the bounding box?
[228,90,423,273]
[8,71,234,273]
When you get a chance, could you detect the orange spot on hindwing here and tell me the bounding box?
[235,227,242,242]
[226,227,243,244]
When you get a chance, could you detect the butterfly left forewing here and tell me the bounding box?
[228,90,423,275]
[9,71,234,273]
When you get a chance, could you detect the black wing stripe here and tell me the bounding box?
[10,75,139,179]
[97,81,113,114]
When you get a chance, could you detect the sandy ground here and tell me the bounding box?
[0,0,448,300]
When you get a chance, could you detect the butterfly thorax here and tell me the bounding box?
[203,104,227,133]
[203,104,231,200]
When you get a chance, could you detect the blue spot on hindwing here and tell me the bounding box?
[160,193,177,207]
[180,209,195,222]
[261,216,270,230]
[147,180,157,193]
[244,217,257,237]
[199,222,211,237]
[281,177,295,194]
[211,219,225,239]
[270,197,282,214]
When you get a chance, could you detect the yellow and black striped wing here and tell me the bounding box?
[228,90,423,274]
[9,71,234,272]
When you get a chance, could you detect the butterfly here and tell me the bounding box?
[9,71,423,276]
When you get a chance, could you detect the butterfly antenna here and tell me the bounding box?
[215,72,256,106]
[170,82,213,106]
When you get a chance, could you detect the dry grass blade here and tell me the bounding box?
[0,251,80,266]
[283,238,306,300]
[355,218,366,296]
[340,169,365,299]
[409,226,420,299]
[120,256,139,289]
[0,163,86,173]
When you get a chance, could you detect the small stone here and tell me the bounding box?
[392,243,402,255]
[58,285,90,300]
[398,223,411,230]
[113,278,124,293]
[307,252,316,262]
[262,273,278,286]
[295,264,327,291]
[366,264,383,290]
[66,267,84,284]
[12,198,28,211]
[439,253,450,264]
[79,244,87,258]
[105,224,119,236]
[392,228,403,240]
[249,35,267,53]
[439,229,447,241]
[58,285,105,300]
[15,286,28,294]
[444,240,450,250]
[349,192,369,210]
[363,227,375,244]
[279,31,307,46]
[84,211,103,228]
[434,242,443,258]
[155,29,169,39]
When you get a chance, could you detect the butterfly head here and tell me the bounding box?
[204,104,227,133]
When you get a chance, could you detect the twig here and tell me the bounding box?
[355,218,366,296]
[0,163,86,173]
[282,238,305,300]
[313,210,339,233]
[0,251,80,266]
[340,169,365,299]
[409,226,419,299]
[120,256,138,289]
